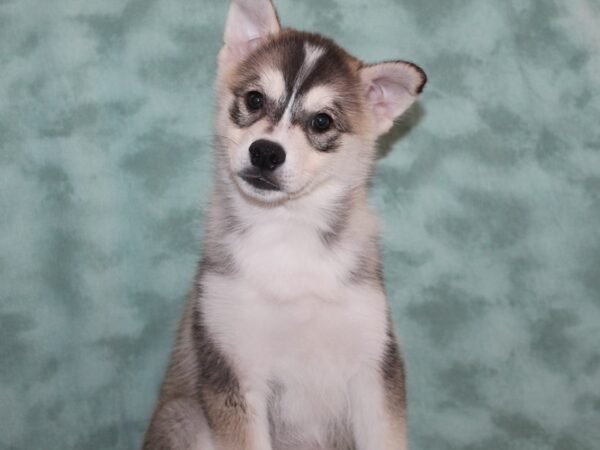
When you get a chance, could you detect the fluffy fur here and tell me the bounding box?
[142,1,426,449]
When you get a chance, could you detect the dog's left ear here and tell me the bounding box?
[221,0,280,65]
[359,61,427,135]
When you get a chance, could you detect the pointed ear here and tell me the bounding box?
[359,61,427,135]
[222,0,280,63]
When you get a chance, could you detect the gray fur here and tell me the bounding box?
[380,323,407,418]
[203,182,245,276]
[142,398,208,450]
[347,238,384,287]
[141,264,250,449]
[202,243,236,276]
[319,194,352,246]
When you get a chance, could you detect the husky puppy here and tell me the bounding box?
[142,0,426,449]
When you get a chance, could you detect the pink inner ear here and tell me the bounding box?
[360,61,425,131]
[368,80,396,119]
[366,75,415,122]
[367,83,384,103]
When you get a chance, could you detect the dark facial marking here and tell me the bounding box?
[266,96,287,124]
[289,43,359,151]
[292,101,351,131]
[296,46,352,97]
[314,133,342,152]
[230,31,363,147]
[229,74,266,128]
[291,109,343,152]
[230,37,306,128]
[230,89,290,129]
[280,41,307,98]
[228,100,243,127]
[259,41,306,125]
[330,101,352,133]
[229,95,266,129]
[231,73,261,98]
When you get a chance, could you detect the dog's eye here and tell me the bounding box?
[245,91,264,111]
[312,113,333,132]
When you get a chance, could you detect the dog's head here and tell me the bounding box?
[215,0,426,204]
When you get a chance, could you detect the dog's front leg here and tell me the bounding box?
[201,385,272,450]
[350,339,407,450]
[192,302,272,450]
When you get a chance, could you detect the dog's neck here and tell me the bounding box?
[208,174,368,242]
[202,175,380,299]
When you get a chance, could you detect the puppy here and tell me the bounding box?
[142,1,426,449]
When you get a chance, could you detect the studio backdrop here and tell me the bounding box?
[1,0,599,449]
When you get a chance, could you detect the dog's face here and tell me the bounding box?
[215,0,426,204]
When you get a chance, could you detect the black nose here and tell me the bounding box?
[249,139,286,171]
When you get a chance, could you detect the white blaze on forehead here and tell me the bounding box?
[299,43,326,81]
[281,43,326,125]
[260,68,286,103]
[301,85,337,112]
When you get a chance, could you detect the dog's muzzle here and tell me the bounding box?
[239,139,285,191]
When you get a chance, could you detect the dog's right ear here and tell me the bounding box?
[221,0,280,65]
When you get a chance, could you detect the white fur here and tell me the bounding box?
[302,85,339,112]
[200,184,392,449]
[261,68,287,104]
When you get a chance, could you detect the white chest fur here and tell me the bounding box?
[200,217,388,446]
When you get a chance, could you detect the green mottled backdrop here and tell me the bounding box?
[1,0,599,449]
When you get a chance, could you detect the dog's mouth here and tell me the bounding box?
[238,169,281,191]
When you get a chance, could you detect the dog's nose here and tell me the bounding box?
[249,139,286,171]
